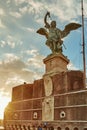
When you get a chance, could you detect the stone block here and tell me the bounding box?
[43,53,69,75]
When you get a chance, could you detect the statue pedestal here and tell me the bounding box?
[43,53,69,76]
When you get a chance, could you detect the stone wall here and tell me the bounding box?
[5,70,86,122]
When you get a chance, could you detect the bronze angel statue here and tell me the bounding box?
[37,12,81,53]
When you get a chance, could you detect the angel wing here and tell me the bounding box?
[61,23,81,38]
[36,28,48,39]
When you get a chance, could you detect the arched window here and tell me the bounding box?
[43,125,47,130]
[74,127,78,130]
[49,126,54,130]
[23,125,26,130]
[65,127,69,130]
[32,125,35,130]
[38,125,42,130]
[28,125,30,130]
[57,127,61,130]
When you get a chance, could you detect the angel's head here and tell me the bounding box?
[51,21,56,28]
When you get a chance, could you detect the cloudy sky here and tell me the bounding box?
[0,0,87,118]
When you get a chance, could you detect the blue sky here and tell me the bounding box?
[0,0,87,100]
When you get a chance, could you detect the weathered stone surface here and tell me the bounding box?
[42,96,54,121]
[22,111,32,120]
[12,85,24,101]
[67,70,84,91]
[43,53,69,75]
[44,75,53,96]
[33,79,45,98]
[52,72,67,94]
[22,100,33,109]
[12,84,33,101]
[33,99,42,109]
[23,84,33,99]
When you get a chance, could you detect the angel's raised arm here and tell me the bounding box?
[44,12,50,28]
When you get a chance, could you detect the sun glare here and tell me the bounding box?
[0,96,11,119]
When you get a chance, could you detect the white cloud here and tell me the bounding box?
[0,52,44,97]
[8,0,87,23]
[28,1,44,14]
[23,27,35,32]
[7,35,16,48]
[8,0,86,25]
[7,41,15,48]
[22,49,39,56]
[20,50,45,74]
[27,54,44,70]
[15,0,27,5]
[45,0,81,22]
[2,53,26,70]
[67,62,79,70]
[0,19,5,28]
[0,8,5,16]
[0,35,23,48]
[35,18,43,24]
[19,6,28,15]
[4,53,19,61]
[10,11,22,18]
[26,27,35,32]
[29,0,85,23]
[6,0,11,4]
[0,40,6,47]
[6,76,25,86]
[0,88,9,97]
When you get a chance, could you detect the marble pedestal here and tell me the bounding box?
[43,53,69,76]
